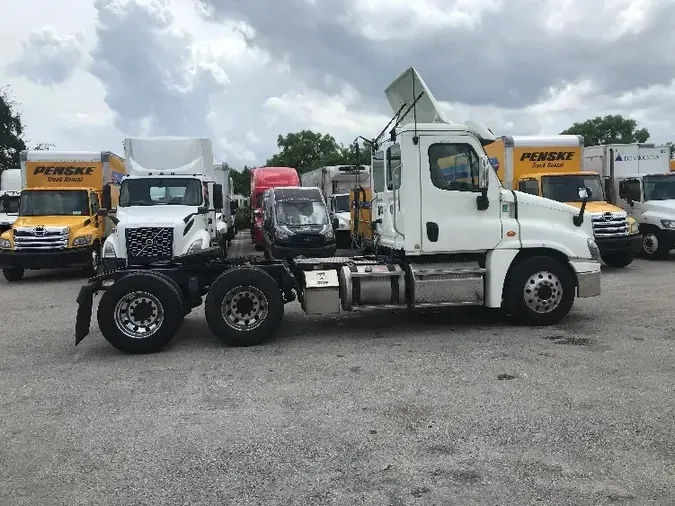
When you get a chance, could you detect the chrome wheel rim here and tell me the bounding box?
[643,233,658,255]
[114,291,164,339]
[523,270,563,314]
[221,286,268,331]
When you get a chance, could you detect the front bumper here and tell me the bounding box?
[272,243,337,259]
[0,245,93,270]
[570,259,602,298]
[595,234,642,255]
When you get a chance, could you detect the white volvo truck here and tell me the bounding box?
[583,143,675,260]
[0,168,21,234]
[76,67,602,354]
[301,165,370,247]
[99,137,224,269]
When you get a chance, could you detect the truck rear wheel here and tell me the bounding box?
[97,273,183,353]
[601,252,634,268]
[3,268,24,282]
[504,256,575,326]
[204,267,284,347]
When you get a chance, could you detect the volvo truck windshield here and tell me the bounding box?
[119,178,203,206]
[19,190,89,216]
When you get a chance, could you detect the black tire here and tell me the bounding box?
[204,267,284,347]
[96,273,183,353]
[82,244,101,278]
[503,256,575,326]
[3,268,24,282]
[601,252,634,268]
[640,228,671,260]
[140,270,189,322]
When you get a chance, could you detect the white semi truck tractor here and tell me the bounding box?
[76,68,602,354]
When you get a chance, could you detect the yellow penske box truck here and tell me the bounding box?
[486,135,641,268]
[0,150,125,282]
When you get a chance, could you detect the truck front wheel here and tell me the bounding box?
[601,252,634,268]
[504,256,575,326]
[205,267,284,347]
[640,229,671,260]
[96,273,184,353]
[3,268,24,282]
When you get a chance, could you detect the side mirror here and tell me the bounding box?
[212,184,223,210]
[1,196,10,213]
[332,218,339,230]
[102,184,112,209]
[578,187,590,200]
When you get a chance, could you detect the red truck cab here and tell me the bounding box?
[250,167,300,247]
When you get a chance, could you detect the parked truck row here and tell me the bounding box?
[76,66,604,354]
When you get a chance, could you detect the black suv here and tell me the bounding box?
[262,187,337,259]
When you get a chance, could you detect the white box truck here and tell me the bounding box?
[301,165,370,247]
[0,168,21,234]
[100,137,225,269]
[583,143,675,259]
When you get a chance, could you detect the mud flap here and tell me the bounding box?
[75,282,99,345]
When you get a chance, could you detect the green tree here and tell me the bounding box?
[560,114,650,146]
[266,130,353,174]
[0,85,27,172]
[230,165,252,196]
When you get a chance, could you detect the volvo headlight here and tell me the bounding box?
[0,238,11,249]
[587,238,601,260]
[187,239,203,253]
[103,242,116,258]
[660,219,675,230]
[72,235,92,247]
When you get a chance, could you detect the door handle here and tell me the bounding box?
[426,222,439,242]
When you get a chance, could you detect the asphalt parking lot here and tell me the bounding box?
[1,233,674,505]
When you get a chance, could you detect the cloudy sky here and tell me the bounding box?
[2,0,674,168]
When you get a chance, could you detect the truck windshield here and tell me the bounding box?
[276,200,329,226]
[1,195,20,214]
[19,190,89,216]
[332,195,350,213]
[120,178,203,206]
[644,175,675,201]
[541,175,605,202]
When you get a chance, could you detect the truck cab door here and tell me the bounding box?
[419,135,502,253]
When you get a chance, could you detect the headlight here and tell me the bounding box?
[660,220,675,229]
[629,219,639,234]
[275,227,292,240]
[587,238,601,260]
[321,225,335,239]
[187,239,203,253]
[72,235,92,247]
[0,238,11,249]
[103,242,116,258]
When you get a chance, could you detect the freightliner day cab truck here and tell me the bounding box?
[100,137,225,270]
[0,151,125,282]
[213,163,236,247]
[301,165,370,247]
[0,168,21,234]
[486,135,642,268]
[75,67,602,354]
[583,143,675,260]
[250,167,300,249]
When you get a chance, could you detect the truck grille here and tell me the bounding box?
[592,213,628,238]
[13,227,68,250]
[290,233,325,247]
[125,227,173,261]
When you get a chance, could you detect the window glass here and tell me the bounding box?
[428,144,480,191]
[643,175,675,200]
[386,144,401,190]
[372,150,385,192]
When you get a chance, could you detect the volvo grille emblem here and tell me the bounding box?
[602,212,613,221]
[33,226,47,236]
[145,239,154,246]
